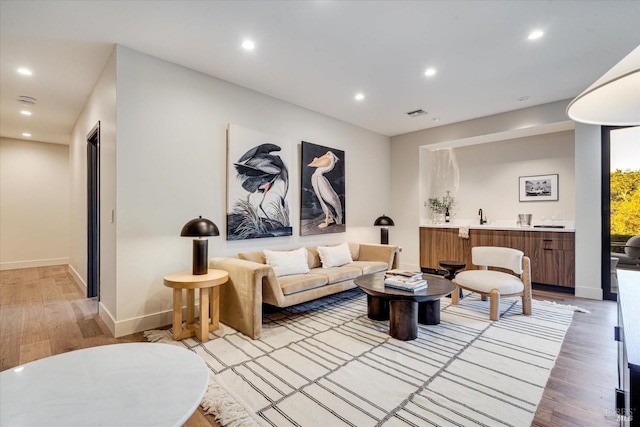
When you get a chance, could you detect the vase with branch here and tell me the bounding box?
[426,191,455,224]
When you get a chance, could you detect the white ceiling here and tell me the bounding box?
[1,0,639,144]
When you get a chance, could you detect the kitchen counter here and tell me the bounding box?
[419,219,575,232]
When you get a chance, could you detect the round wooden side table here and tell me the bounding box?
[163,269,228,342]
[439,260,466,298]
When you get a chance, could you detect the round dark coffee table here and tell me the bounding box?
[354,273,456,341]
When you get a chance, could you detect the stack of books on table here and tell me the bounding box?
[385,269,423,279]
[384,274,427,292]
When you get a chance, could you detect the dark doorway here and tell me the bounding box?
[87,122,100,299]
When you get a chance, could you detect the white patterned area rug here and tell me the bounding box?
[146,289,581,427]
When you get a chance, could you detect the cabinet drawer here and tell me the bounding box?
[539,232,574,250]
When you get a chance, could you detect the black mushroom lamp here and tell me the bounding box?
[374,214,395,245]
[180,216,220,275]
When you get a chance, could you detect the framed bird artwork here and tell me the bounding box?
[226,124,293,240]
[300,141,346,236]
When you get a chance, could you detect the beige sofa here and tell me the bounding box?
[211,243,400,339]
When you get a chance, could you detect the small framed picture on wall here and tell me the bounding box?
[519,174,559,202]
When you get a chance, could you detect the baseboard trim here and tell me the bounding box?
[67,265,87,294]
[532,283,575,294]
[0,257,70,271]
[574,285,603,300]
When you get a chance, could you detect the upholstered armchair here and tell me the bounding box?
[451,246,532,320]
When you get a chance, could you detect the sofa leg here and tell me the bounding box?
[489,290,500,320]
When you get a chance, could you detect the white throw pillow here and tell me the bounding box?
[317,243,353,268]
[263,248,310,277]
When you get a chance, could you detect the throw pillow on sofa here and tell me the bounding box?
[263,247,310,277]
[317,243,353,268]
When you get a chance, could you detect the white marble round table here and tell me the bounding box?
[0,343,208,427]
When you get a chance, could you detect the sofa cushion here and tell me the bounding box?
[238,251,266,264]
[347,260,388,275]
[318,242,353,268]
[309,266,361,284]
[306,247,322,269]
[264,247,310,277]
[279,273,328,296]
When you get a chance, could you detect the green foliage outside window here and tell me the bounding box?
[611,169,640,244]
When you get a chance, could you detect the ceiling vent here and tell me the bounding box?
[406,109,427,117]
[17,95,37,105]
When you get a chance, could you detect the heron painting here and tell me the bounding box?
[300,141,346,235]
[227,124,292,240]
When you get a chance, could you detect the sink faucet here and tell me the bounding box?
[478,208,486,225]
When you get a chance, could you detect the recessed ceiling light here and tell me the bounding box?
[432,117,441,122]
[518,95,530,102]
[528,30,544,40]
[424,68,437,77]
[17,67,32,76]
[22,133,31,137]
[242,40,255,50]
[354,93,365,101]
[20,110,32,116]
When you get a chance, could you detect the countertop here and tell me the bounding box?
[420,219,575,232]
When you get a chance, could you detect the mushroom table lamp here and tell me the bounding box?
[180,216,220,275]
[374,214,395,245]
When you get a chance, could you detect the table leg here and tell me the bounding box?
[367,295,390,320]
[196,287,210,342]
[389,300,418,341]
[418,299,441,325]
[186,289,195,329]
[209,286,220,331]
[172,288,183,341]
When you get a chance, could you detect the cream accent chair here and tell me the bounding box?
[451,246,532,320]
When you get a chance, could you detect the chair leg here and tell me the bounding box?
[522,294,531,316]
[489,289,500,320]
[451,287,460,305]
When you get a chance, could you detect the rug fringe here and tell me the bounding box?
[533,299,590,313]
[144,330,262,426]
[201,375,262,427]
[143,329,184,346]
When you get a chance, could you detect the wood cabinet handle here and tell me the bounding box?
[544,248,553,251]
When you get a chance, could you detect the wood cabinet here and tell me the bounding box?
[419,227,575,288]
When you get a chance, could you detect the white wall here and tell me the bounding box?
[0,138,70,269]
[421,131,575,223]
[69,48,117,313]
[72,46,391,336]
[574,123,602,299]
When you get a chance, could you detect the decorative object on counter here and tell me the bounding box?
[567,45,639,126]
[519,174,558,202]
[426,190,455,224]
[181,216,220,275]
[374,214,395,244]
[517,213,533,227]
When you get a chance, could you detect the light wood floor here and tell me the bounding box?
[1,266,619,426]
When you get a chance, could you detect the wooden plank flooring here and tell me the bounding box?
[0,266,620,426]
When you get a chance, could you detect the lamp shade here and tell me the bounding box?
[374,215,395,227]
[180,216,219,237]
[567,45,640,126]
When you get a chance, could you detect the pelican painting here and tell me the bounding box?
[300,141,346,235]
[227,124,292,240]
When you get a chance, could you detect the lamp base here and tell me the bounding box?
[192,239,208,275]
[380,228,389,245]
